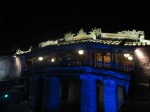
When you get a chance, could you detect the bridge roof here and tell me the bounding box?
[57,38,150,47]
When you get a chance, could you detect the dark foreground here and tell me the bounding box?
[119,98,150,112]
[61,98,150,112]
[1,98,150,112]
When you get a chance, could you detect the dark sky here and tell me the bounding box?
[0,1,150,53]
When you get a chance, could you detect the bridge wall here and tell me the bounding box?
[134,47,150,83]
[134,47,150,98]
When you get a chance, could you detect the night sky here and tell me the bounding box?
[0,1,150,54]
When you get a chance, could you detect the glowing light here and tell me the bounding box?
[124,54,130,57]
[128,56,133,60]
[51,58,55,62]
[38,57,43,61]
[135,49,143,57]
[78,50,84,55]
[4,94,8,98]
[13,55,16,57]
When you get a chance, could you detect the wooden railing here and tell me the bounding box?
[24,59,134,73]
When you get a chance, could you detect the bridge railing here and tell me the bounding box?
[24,59,134,73]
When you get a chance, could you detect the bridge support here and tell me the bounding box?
[104,79,118,112]
[42,77,60,112]
[80,75,97,112]
[49,77,60,112]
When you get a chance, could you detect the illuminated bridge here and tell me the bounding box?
[23,37,135,112]
[1,28,150,112]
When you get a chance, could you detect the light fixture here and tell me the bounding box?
[124,54,130,57]
[13,55,16,57]
[51,58,55,62]
[38,57,43,61]
[128,56,133,60]
[78,50,84,55]
[4,94,8,98]
[135,49,143,57]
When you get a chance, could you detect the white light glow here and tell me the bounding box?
[38,57,43,61]
[51,58,55,62]
[124,54,130,57]
[78,50,84,55]
[135,49,143,57]
[128,56,133,60]
[4,94,8,98]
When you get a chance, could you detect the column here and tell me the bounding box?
[104,79,118,112]
[110,51,114,69]
[42,77,60,112]
[125,83,129,96]
[87,49,91,66]
[101,52,105,68]
[92,50,95,67]
[80,75,97,112]
[49,77,60,112]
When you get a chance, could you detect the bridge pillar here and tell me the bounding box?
[49,77,60,112]
[104,79,118,112]
[110,51,114,69]
[87,49,91,66]
[42,76,60,112]
[80,75,97,112]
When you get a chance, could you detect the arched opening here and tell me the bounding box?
[60,78,81,112]
[97,81,104,112]
[118,86,126,108]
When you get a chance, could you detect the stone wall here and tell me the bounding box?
[134,47,150,83]
[0,56,22,80]
[133,47,150,98]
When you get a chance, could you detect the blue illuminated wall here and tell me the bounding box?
[80,75,97,112]
[104,79,118,112]
[49,77,60,112]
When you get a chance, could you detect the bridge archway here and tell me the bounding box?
[28,67,130,112]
